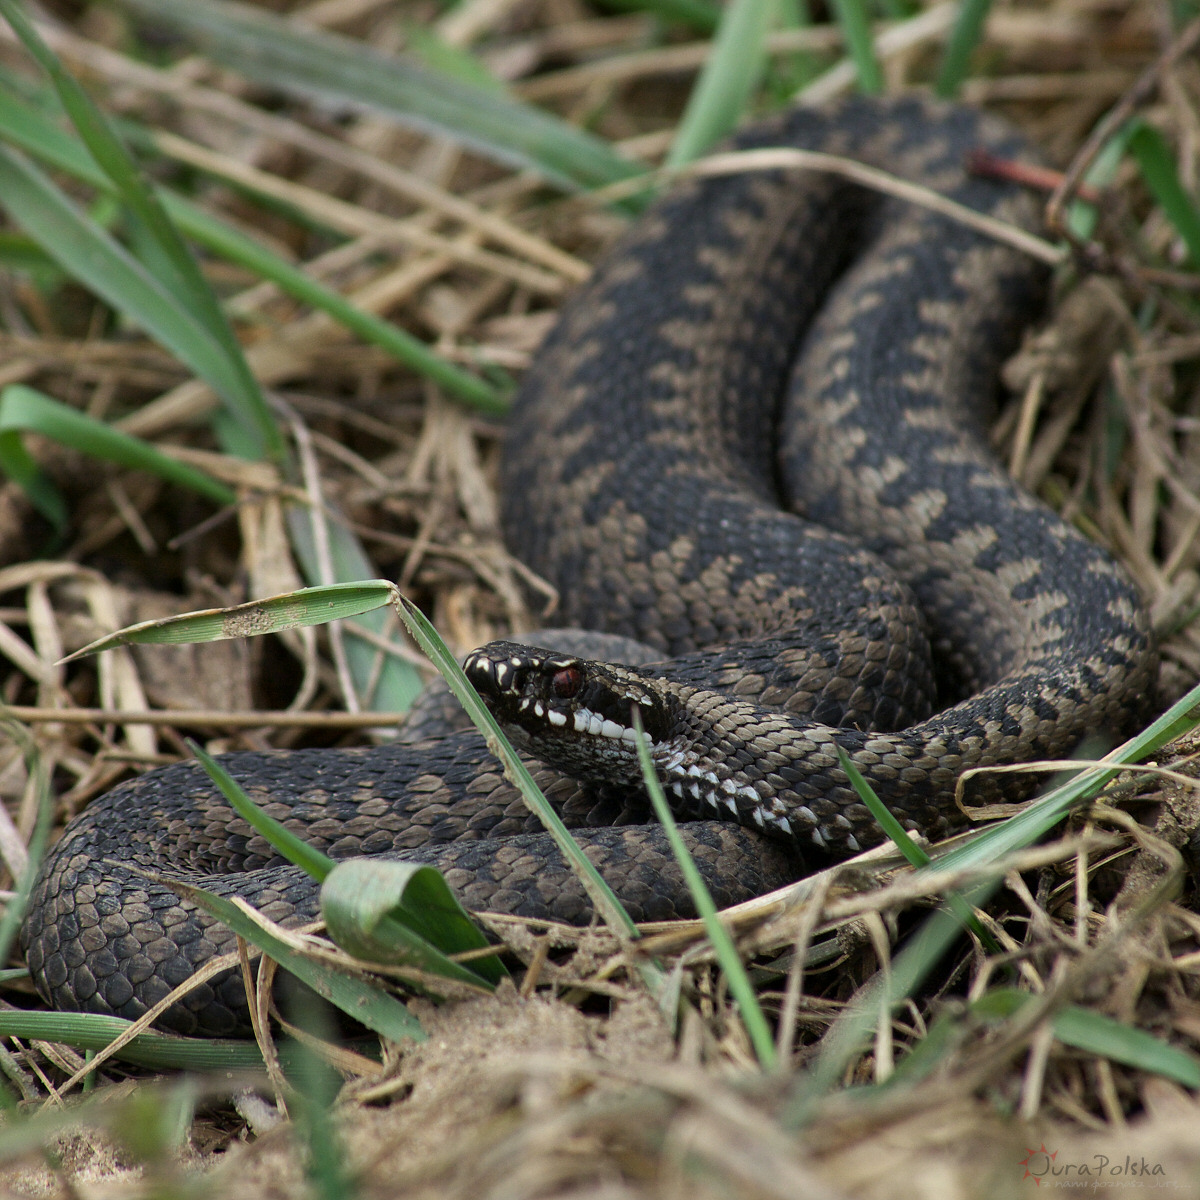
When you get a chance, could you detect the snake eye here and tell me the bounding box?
[551,666,583,699]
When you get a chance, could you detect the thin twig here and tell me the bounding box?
[1045,14,1200,236]
[591,146,1064,265]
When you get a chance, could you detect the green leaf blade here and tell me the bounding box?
[630,709,776,1069]
[170,877,427,1044]
[1129,122,1200,267]
[827,0,883,93]
[933,0,993,98]
[0,384,236,507]
[666,0,777,168]
[0,0,283,461]
[320,859,505,987]
[61,581,398,663]
[393,595,644,943]
[975,989,1200,1089]
[0,144,260,445]
[0,1010,304,1072]
[188,741,337,883]
[117,0,642,193]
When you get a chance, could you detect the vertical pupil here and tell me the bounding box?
[552,667,581,698]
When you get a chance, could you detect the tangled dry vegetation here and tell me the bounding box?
[2,0,1200,1197]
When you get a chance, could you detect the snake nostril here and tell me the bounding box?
[464,653,499,692]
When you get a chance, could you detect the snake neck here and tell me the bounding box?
[651,732,800,841]
[464,640,824,844]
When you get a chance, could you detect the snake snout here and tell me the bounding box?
[462,640,674,752]
[462,643,511,696]
[463,641,572,698]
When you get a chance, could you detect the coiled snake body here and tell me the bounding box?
[22,97,1156,1035]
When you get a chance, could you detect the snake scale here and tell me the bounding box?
[21,97,1156,1036]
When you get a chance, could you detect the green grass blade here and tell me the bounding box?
[189,741,336,883]
[767,0,825,96]
[166,878,427,1043]
[0,73,449,709]
[117,0,642,193]
[595,0,720,33]
[61,561,421,717]
[836,745,931,867]
[173,199,508,415]
[0,82,107,185]
[785,683,1200,1119]
[0,85,506,414]
[1129,121,1200,266]
[0,0,282,463]
[666,0,777,168]
[0,1079,176,1160]
[0,1011,309,1072]
[320,859,505,987]
[827,0,882,93]
[0,0,200,313]
[786,874,1002,1123]
[932,677,1200,876]
[403,25,506,92]
[0,229,58,274]
[835,745,997,950]
[285,516,425,713]
[0,427,66,530]
[0,725,54,974]
[61,580,397,663]
[1067,129,1129,242]
[279,1013,354,1200]
[974,989,1200,1088]
[933,0,993,98]
[0,385,236,507]
[191,743,507,991]
[1053,1007,1200,1087]
[1135,676,1200,753]
[55,581,641,966]
[0,144,262,441]
[108,1080,196,1159]
[630,709,777,1069]
[183,744,500,993]
[392,594,644,943]
[877,1006,969,1089]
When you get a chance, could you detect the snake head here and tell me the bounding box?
[463,640,680,783]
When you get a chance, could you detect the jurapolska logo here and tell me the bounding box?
[1020,1144,1056,1185]
[1018,1143,1173,1187]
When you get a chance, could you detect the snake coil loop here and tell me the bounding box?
[21,97,1155,1035]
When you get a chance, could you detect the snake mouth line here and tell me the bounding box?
[463,640,678,747]
[556,704,643,743]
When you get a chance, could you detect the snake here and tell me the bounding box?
[20,96,1157,1037]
